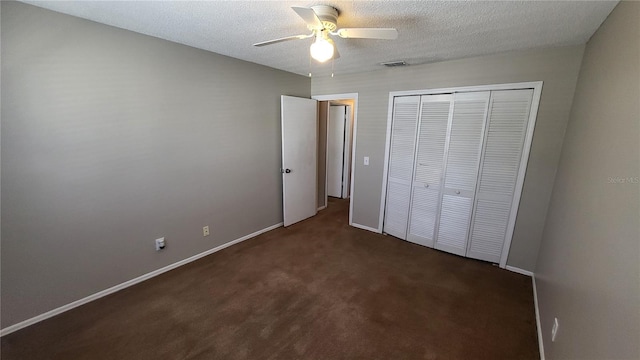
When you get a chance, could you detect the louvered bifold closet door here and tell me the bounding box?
[435,92,490,256]
[406,95,452,247]
[467,89,533,262]
[383,96,420,239]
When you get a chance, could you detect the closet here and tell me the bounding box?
[383,84,538,264]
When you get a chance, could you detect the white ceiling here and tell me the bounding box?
[22,1,618,77]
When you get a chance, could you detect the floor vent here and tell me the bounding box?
[380,60,408,67]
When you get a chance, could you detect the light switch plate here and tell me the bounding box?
[364,156,369,166]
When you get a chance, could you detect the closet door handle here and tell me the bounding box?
[424,184,430,188]
[455,190,460,194]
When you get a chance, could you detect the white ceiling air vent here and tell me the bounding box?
[380,60,408,67]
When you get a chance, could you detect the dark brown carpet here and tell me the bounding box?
[1,198,539,359]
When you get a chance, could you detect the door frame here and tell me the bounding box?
[317,101,330,211]
[380,82,543,269]
[327,103,353,199]
[326,104,348,199]
[312,93,358,227]
[342,104,352,199]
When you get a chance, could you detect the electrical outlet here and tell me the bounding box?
[203,226,210,237]
[551,317,559,342]
[155,237,166,251]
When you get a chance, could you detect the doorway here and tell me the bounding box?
[313,93,358,225]
[327,104,349,199]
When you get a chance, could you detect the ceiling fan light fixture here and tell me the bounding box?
[254,5,398,66]
[310,35,334,63]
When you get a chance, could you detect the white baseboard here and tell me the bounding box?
[506,265,534,277]
[0,222,283,337]
[506,266,543,359]
[317,205,327,211]
[350,222,380,233]
[532,274,545,360]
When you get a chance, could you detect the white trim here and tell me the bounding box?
[324,101,330,207]
[388,81,543,98]
[317,205,327,211]
[499,84,543,268]
[349,97,359,227]
[342,105,352,199]
[532,274,545,360]
[506,265,534,277]
[0,222,284,337]
[312,93,359,227]
[280,96,289,224]
[350,222,380,233]
[325,104,349,200]
[312,93,359,102]
[380,81,544,268]
[378,93,396,233]
[506,266,543,359]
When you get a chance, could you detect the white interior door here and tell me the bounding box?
[327,105,346,198]
[467,89,533,262]
[383,96,420,239]
[281,95,318,227]
[435,91,490,256]
[407,94,452,248]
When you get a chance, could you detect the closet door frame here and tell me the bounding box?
[379,81,543,269]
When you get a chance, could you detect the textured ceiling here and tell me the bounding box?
[22,1,618,77]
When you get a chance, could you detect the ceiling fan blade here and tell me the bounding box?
[253,34,309,47]
[336,28,398,40]
[292,6,323,30]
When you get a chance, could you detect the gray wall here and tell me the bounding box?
[535,2,639,359]
[1,2,310,328]
[312,46,585,271]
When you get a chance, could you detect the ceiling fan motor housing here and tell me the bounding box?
[311,5,339,32]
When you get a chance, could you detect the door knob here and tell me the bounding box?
[285,169,292,173]
[455,190,461,194]
[425,184,430,188]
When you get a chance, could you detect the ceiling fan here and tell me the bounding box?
[253,5,398,63]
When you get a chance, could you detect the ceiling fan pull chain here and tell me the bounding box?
[331,57,334,78]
